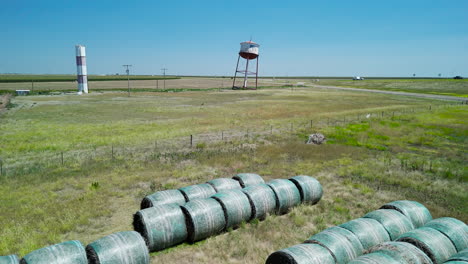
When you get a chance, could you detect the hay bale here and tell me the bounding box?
[207,178,242,192]
[267,179,301,214]
[265,243,335,264]
[380,200,432,228]
[289,175,323,205]
[242,184,277,220]
[133,204,188,252]
[232,173,264,188]
[211,189,252,229]
[20,240,87,264]
[364,209,415,240]
[140,189,186,209]
[367,241,433,264]
[444,262,468,264]
[305,226,365,264]
[0,255,19,264]
[340,218,391,250]
[447,248,468,262]
[179,183,216,201]
[181,198,226,243]
[348,252,402,264]
[397,227,457,264]
[86,231,149,264]
[424,217,468,252]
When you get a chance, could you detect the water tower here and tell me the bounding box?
[232,41,259,90]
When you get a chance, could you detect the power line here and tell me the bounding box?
[161,68,167,89]
[123,64,132,96]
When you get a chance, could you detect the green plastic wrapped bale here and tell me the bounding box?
[179,183,216,201]
[397,227,457,264]
[348,252,402,264]
[242,184,277,220]
[207,178,242,192]
[267,179,301,214]
[232,173,264,188]
[444,261,468,264]
[367,241,433,264]
[340,218,391,250]
[305,226,365,264]
[20,240,87,264]
[140,189,186,209]
[212,189,252,229]
[265,243,335,264]
[86,231,150,264]
[133,204,188,252]
[289,175,323,205]
[0,255,19,264]
[447,248,468,262]
[181,198,226,242]
[364,209,415,240]
[380,200,432,228]
[424,217,468,252]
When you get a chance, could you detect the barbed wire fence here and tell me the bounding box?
[0,102,465,179]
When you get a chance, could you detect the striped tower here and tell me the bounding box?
[75,45,88,94]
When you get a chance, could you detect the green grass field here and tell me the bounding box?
[308,78,468,97]
[0,83,466,263]
[0,74,179,83]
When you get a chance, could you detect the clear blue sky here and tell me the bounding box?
[1,0,467,77]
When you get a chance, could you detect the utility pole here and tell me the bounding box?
[123,64,132,96]
[161,68,168,89]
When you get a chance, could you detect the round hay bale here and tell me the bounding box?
[140,189,186,209]
[267,179,301,214]
[367,241,433,264]
[241,184,277,220]
[444,261,468,264]
[265,243,335,264]
[424,217,468,252]
[289,175,323,205]
[340,218,391,250]
[232,173,264,188]
[86,231,150,264]
[348,252,402,264]
[0,255,19,264]
[363,209,415,240]
[305,226,365,264]
[447,248,468,262]
[211,189,252,229]
[380,200,432,228]
[20,240,87,264]
[207,178,242,192]
[396,226,457,264]
[133,204,188,252]
[179,183,216,202]
[181,198,226,243]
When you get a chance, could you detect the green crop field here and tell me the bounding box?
[0,74,179,83]
[306,78,468,97]
[0,83,466,263]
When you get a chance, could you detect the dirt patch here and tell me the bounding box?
[0,94,12,114]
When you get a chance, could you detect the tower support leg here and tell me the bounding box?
[232,55,241,88]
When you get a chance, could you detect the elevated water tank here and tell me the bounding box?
[239,41,259,60]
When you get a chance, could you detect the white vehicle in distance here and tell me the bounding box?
[353,76,364,80]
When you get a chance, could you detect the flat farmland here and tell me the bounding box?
[0,77,283,92]
[0,83,466,263]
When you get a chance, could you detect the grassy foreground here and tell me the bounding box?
[0,87,466,263]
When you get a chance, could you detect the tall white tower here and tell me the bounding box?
[232,41,260,90]
[75,45,88,94]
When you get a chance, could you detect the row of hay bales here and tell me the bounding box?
[266,200,436,264]
[0,173,323,264]
[133,174,323,252]
[350,216,468,264]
